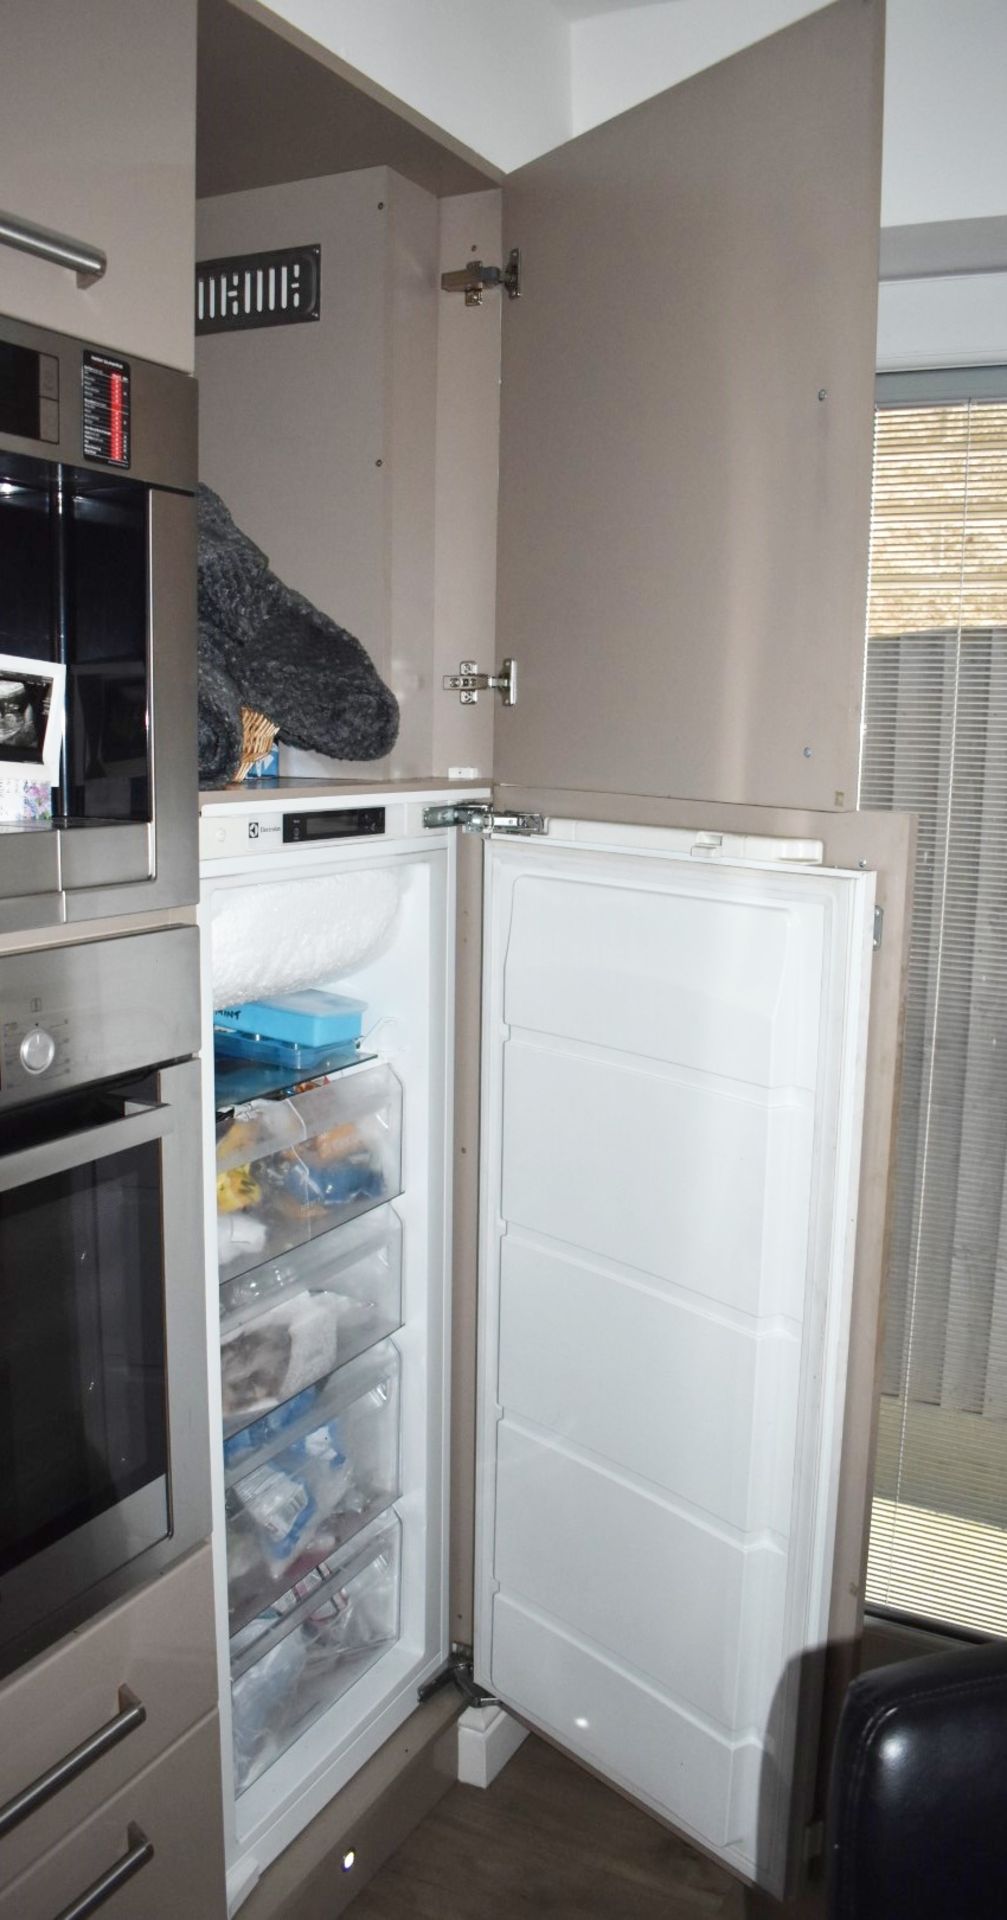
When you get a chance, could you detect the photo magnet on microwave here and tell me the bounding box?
[0,653,65,782]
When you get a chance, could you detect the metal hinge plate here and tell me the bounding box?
[417,1642,497,1709]
[440,248,521,307]
[443,658,517,706]
[424,803,546,838]
[873,905,884,951]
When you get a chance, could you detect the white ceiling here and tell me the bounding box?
[250,0,1007,224]
[551,0,684,16]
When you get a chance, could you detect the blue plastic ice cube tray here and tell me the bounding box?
[216,991,366,1049]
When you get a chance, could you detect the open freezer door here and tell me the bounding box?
[473,821,875,1896]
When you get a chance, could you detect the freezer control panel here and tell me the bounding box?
[200,803,396,860]
[199,792,490,861]
[282,807,385,843]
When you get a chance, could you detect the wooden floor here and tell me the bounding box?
[348,1735,746,1919]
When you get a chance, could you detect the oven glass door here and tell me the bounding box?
[0,1084,173,1649]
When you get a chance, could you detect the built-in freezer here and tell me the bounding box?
[200,790,461,1912]
[200,786,875,1911]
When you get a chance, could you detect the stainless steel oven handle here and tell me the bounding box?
[51,1823,154,1920]
[0,1688,146,1841]
[0,1100,174,1193]
[0,210,107,287]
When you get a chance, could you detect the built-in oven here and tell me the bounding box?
[0,926,209,1678]
[0,313,197,933]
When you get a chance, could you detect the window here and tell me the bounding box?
[860,371,1007,1637]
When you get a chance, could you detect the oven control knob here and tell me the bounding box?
[20,1027,56,1075]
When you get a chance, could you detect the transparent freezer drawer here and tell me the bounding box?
[216,1063,403,1281]
[230,1512,401,1797]
[225,1342,400,1633]
[219,1207,403,1438]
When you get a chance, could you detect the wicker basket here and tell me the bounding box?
[236,706,279,781]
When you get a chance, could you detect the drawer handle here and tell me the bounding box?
[0,1688,146,1840]
[51,1823,154,1920]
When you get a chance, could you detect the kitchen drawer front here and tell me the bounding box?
[0,1712,226,1920]
[0,1546,217,1884]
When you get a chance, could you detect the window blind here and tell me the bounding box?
[860,394,1007,1637]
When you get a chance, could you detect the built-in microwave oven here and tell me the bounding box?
[0,926,209,1678]
[0,314,197,933]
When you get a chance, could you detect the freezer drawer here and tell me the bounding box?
[219,1205,404,1437]
[225,1342,401,1633]
[216,1063,403,1277]
[0,1712,226,1920]
[230,1512,402,1795]
[0,1547,217,1890]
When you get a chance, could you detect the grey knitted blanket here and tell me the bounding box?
[197,486,399,784]
[197,630,244,786]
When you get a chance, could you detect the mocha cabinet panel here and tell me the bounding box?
[493,0,883,810]
[0,0,197,370]
[0,1713,226,1920]
[0,1547,218,1887]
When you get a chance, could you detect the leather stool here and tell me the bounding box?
[827,1638,1007,1918]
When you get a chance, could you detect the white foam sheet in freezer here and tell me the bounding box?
[210,868,402,1008]
[475,835,874,1893]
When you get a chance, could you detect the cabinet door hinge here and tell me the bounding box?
[873,905,884,951]
[418,1643,497,1709]
[440,248,521,307]
[443,658,517,706]
[423,803,546,838]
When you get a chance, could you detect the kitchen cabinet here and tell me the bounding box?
[0,0,197,372]
[0,1547,219,1894]
[492,0,882,810]
[194,3,895,1912]
[196,1,880,815]
[0,1713,226,1920]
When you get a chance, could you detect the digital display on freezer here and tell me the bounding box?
[282,807,385,843]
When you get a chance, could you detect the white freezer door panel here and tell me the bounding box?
[491,1591,762,1851]
[474,832,874,1895]
[498,1237,800,1539]
[494,1419,787,1732]
[502,1039,814,1322]
[501,872,825,1088]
